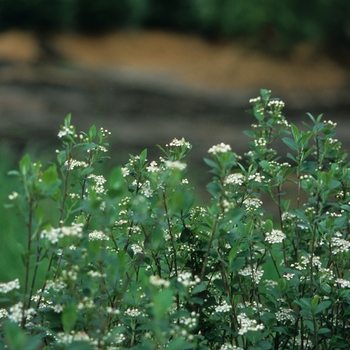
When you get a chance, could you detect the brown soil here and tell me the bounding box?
[1,29,350,179]
[0,29,349,92]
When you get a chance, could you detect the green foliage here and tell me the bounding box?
[1,91,350,349]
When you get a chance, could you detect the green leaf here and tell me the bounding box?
[139,149,147,164]
[191,282,207,295]
[282,137,297,151]
[305,320,314,332]
[153,289,173,319]
[290,124,299,139]
[62,303,78,333]
[265,219,273,233]
[64,113,72,127]
[243,129,254,138]
[314,300,332,314]
[108,166,125,197]
[19,154,31,176]
[66,342,94,350]
[42,165,58,185]
[88,124,96,140]
[4,321,26,350]
[311,295,320,309]
[318,328,331,335]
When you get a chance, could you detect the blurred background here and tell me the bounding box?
[1,0,350,282]
[0,0,349,162]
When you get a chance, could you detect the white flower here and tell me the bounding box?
[265,229,286,244]
[239,265,264,283]
[331,232,350,254]
[220,344,243,350]
[243,198,262,211]
[58,126,74,138]
[276,308,296,323]
[225,173,244,186]
[164,160,187,171]
[64,159,89,170]
[40,223,84,244]
[0,279,20,293]
[149,275,170,288]
[8,192,18,200]
[168,138,191,148]
[336,278,350,288]
[146,161,159,172]
[177,272,200,287]
[125,308,141,317]
[215,300,232,313]
[89,230,109,241]
[131,244,143,255]
[121,167,130,177]
[208,143,231,155]
[237,313,264,335]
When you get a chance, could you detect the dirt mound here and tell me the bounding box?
[0,29,349,92]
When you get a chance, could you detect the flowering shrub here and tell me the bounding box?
[1,89,350,349]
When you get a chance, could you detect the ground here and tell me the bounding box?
[0,29,349,176]
[0,29,349,91]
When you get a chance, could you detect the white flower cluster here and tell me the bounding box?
[125,308,142,317]
[8,191,18,200]
[55,331,91,345]
[87,174,106,194]
[179,312,198,328]
[58,125,75,138]
[239,265,264,284]
[237,300,263,312]
[165,160,187,171]
[267,100,285,109]
[249,96,261,104]
[149,275,170,288]
[237,313,264,335]
[224,173,244,186]
[89,230,109,241]
[219,344,243,350]
[99,127,111,138]
[45,280,67,292]
[221,199,235,213]
[0,308,9,319]
[177,272,200,287]
[168,137,191,149]
[106,307,121,315]
[40,223,84,244]
[243,198,262,211]
[275,308,296,323]
[208,143,232,155]
[331,232,350,254]
[0,278,20,294]
[248,172,265,182]
[77,297,95,310]
[254,138,267,147]
[87,271,106,278]
[215,300,232,313]
[131,244,143,255]
[265,229,286,244]
[136,180,153,198]
[284,273,295,280]
[64,159,89,170]
[335,278,350,289]
[291,254,322,271]
[121,167,130,177]
[8,302,36,324]
[147,161,159,172]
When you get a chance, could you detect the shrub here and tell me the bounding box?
[1,89,350,349]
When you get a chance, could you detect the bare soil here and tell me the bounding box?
[0,29,350,177]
